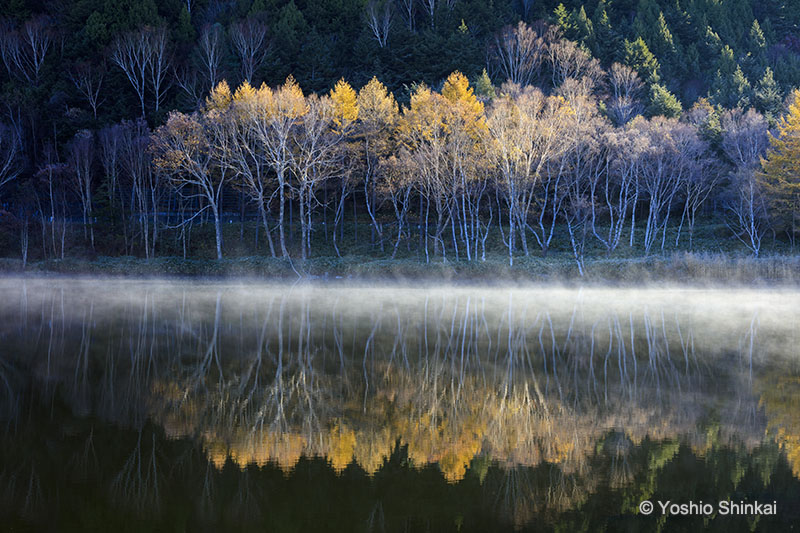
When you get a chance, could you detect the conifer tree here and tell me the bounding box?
[569,6,594,51]
[624,37,660,84]
[755,67,783,122]
[731,66,753,108]
[175,6,195,44]
[632,0,661,41]
[652,12,682,79]
[647,83,682,118]
[554,4,571,33]
[711,46,752,108]
[330,78,358,133]
[592,0,619,64]
[472,69,496,101]
[743,19,768,78]
[760,89,800,241]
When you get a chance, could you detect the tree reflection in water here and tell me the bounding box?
[0,279,799,531]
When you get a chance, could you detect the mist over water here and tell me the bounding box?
[1,278,799,531]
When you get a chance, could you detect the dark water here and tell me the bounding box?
[1,279,799,532]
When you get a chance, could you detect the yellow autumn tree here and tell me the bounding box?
[355,77,399,248]
[329,78,358,134]
[758,371,800,478]
[253,75,307,258]
[217,80,279,257]
[760,89,800,240]
[205,79,233,111]
[357,77,398,131]
[441,70,486,136]
[439,72,490,261]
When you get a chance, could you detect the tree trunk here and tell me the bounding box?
[259,201,276,257]
[213,203,223,260]
[278,171,288,258]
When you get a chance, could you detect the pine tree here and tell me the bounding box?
[653,12,677,58]
[684,44,701,78]
[624,37,660,84]
[732,66,753,108]
[703,25,723,63]
[755,67,783,122]
[175,6,195,44]
[652,11,682,81]
[592,0,620,64]
[633,0,661,41]
[686,97,723,144]
[710,46,751,108]
[569,6,595,51]
[744,19,768,79]
[748,19,767,53]
[554,4,571,33]
[472,69,496,101]
[647,83,682,117]
[759,89,800,240]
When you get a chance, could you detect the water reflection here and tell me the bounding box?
[1,279,799,530]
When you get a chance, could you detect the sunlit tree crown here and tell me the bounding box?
[329,78,358,133]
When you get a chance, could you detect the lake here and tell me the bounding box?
[1,278,799,531]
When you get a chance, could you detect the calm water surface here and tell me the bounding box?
[1,278,799,531]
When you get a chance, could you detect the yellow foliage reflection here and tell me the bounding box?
[759,373,800,478]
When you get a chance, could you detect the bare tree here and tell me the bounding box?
[554,96,608,274]
[68,61,105,119]
[36,144,69,259]
[365,0,393,48]
[672,128,716,248]
[490,22,546,87]
[111,27,171,117]
[720,109,769,169]
[0,123,21,195]
[487,86,573,263]
[520,0,534,19]
[111,29,151,117]
[420,0,436,28]
[598,126,645,252]
[153,109,228,260]
[397,0,415,32]
[99,124,129,248]
[147,27,171,114]
[174,63,203,109]
[66,130,96,249]
[607,63,643,125]
[230,18,269,83]
[548,38,603,89]
[198,24,225,92]
[725,169,769,256]
[221,83,277,257]
[720,109,770,256]
[250,77,307,258]
[290,94,342,260]
[0,16,52,86]
[119,119,161,258]
[632,117,698,254]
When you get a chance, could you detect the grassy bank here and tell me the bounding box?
[2,252,800,285]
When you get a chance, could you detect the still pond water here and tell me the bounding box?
[1,278,799,532]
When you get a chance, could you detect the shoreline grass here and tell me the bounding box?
[2,251,799,286]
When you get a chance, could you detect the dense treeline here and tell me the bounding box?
[0,1,799,270]
[1,0,800,115]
